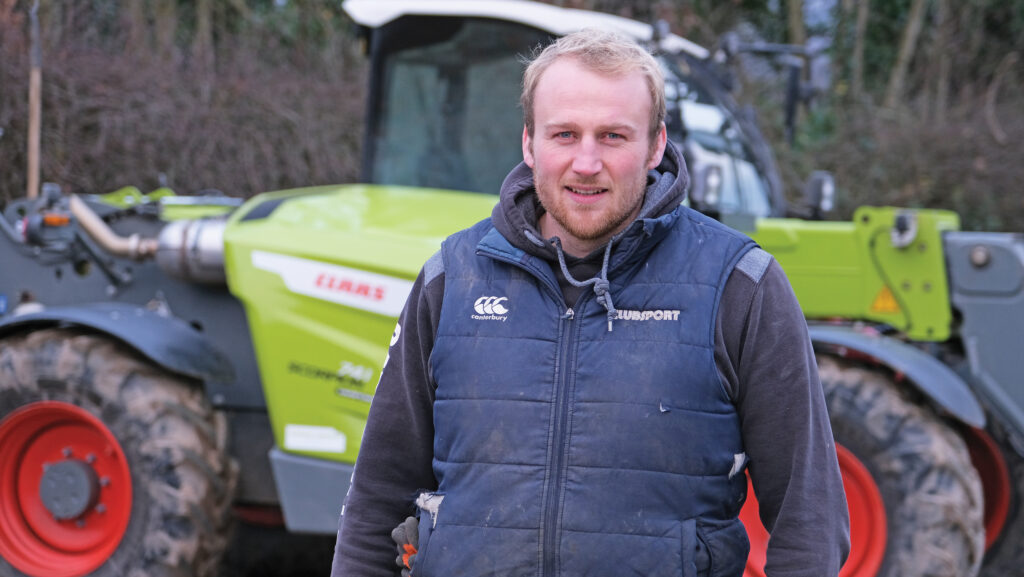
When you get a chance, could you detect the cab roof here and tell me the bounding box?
[342,0,710,60]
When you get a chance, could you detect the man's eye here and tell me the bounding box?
[555,131,573,139]
[606,132,623,140]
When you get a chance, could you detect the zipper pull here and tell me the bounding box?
[564,308,575,320]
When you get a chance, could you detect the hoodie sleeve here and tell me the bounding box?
[716,258,851,577]
[331,266,445,577]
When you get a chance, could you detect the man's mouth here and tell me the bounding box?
[566,186,607,196]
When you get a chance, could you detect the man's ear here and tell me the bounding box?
[522,125,535,168]
[647,122,668,170]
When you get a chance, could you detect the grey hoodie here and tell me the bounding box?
[332,141,849,577]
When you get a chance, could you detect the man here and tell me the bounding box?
[332,30,849,577]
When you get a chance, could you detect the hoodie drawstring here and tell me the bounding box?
[551,237,617,332]
[523,228,547,248]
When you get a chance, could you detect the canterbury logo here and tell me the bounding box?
[474,296,509,315]
[472,296,510,321]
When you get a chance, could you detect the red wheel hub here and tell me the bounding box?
[740,444,886,576]
[962,426,1011,550]
[0,401,132,577]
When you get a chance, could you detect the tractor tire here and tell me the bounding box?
[817,355,985,577]
[976,422,1024,576]
[0,328,238,577]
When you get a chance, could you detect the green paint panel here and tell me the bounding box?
[223,184,496,463]
[753,207,960,341]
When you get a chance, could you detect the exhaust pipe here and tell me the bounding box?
[69,194,227,284]
[69,195,159,259]
[155,218,227,284]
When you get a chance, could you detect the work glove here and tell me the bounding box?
[391,516,419,577]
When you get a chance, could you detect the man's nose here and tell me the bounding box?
[571,138,602,176]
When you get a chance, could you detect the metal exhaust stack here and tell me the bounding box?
[155,218,228,284]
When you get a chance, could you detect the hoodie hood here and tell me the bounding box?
[488,138,690,331]
[491,138,689,261]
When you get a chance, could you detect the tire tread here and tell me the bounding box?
[0,328,238,577]
[817,354,985,577]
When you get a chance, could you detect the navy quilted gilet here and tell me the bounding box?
[422,206,755,577]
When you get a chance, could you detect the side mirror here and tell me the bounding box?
[802,170,835,220]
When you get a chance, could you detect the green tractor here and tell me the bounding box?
[1,1,1021,576]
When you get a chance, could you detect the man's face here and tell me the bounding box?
[523,57,667,256]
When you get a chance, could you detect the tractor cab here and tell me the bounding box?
[350,1,788,221]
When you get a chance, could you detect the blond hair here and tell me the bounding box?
[521,29,666,143]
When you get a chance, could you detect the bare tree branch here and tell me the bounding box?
[122,0,147,55]
[154,0,177,61]
[932,0,950,124]
[851,0,869,101]
[985,52,1019,146]
[193,0,214,102]
[884,0,929,109]
[787,0,806,46]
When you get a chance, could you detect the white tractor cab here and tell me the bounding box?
[344,0,829,227]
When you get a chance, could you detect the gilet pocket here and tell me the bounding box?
[412,492,445,575]
[681,519,713,577]
[700,518,749,577]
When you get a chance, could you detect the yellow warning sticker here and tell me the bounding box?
[871,286,901,314]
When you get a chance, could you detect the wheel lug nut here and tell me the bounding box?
[75,519,86,528]
[95,504,107,514]
[100,476,110,487]
[86,453,96,464]
[62,447,72,458]
[42,462,52,471]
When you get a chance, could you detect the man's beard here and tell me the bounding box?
[535,170,649,243]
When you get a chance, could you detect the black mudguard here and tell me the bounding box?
[809,324,985,428]
[0,302,235,389]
